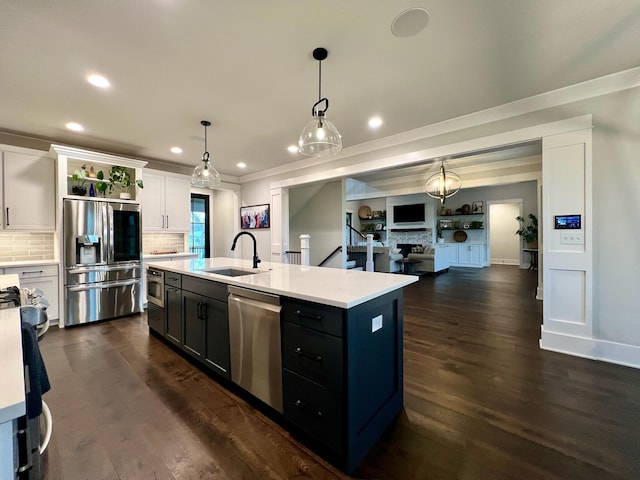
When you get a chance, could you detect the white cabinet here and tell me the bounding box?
[458,244,483,267]
[141,170,191,232]
[3,264,59,320]
[448,243,485,268]
[447,243,459,265]
[2,150,56,231]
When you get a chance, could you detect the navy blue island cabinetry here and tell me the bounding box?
[146,260,413,475]
[281,291,404,473]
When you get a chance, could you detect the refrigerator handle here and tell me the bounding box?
[67,279,139,292]
[106,203,115,263]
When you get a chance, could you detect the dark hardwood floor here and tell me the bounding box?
[38,266,640,479]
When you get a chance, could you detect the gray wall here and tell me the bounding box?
[290,181,343,267]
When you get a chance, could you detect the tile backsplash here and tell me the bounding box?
[142,233,186,254]
[0,232,55,262]
[387,229,433,248]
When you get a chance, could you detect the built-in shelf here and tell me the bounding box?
[438,213,484,217]
[66,175,112,184]
[390,228,427,232]
[441,227,484,230]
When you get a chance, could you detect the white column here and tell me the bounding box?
[270,187,289,263]
[300,234,310,266]
[366,234,374,272]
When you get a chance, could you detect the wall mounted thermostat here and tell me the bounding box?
[554,214,581,229]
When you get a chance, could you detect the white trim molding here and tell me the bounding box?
[540,329,640,370]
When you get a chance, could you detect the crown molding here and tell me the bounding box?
[50,144,148,168]
[242,66,640,184]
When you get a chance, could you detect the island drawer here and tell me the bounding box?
[182,275,227,302]
[282,322,343,392]
[164,272,182,288]
[282,369,343,453]
[281,299,343,337]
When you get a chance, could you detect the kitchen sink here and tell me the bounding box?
[202,267,265,277]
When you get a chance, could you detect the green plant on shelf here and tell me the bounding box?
[71,165,88,195]
[95,170,109,197]
[108,166,143,196]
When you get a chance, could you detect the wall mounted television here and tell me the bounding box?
[393,203,425,223]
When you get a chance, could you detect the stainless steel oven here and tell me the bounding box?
[147,267,164,308]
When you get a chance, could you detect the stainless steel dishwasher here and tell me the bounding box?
[227,286,283,413]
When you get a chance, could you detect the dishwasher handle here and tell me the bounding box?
[228,285,280,306]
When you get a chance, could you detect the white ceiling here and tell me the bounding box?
[1,0,639,178]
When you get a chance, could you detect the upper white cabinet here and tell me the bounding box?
[2,149,56,230]
[141,169,191,232]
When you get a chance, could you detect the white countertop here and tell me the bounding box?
[0,274,26,425]
[0,259,59,268]
[147,257,418,309]
[143,252,199,261]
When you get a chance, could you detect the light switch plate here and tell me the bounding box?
[560,232,584,244]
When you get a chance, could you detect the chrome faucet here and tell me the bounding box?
[231,231,261,269]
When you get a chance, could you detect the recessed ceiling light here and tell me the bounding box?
[368,116,383,129]
[170,147,183,154]
[66,122,84,132]
[287,145,298,153]
[391,8,430,38]
[237,162,247,169]
[87,74,111,89]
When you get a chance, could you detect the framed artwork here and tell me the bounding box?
[240,204,270,229]
[472,201,483,213]
[439,219,453,229]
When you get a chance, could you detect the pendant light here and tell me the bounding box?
[191,120,221,188]
[298,47,342,157]
[425,160,461,204]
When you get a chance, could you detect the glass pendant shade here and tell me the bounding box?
[298,47,342,157]
[298,114,342,157]
[191,152,221,188]
[425,162,461,204]
[191,120,221,188]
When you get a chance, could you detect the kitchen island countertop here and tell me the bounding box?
[147,257,418,309]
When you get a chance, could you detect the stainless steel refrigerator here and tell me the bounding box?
[63,199,143,326]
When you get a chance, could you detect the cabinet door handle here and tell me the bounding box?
[5,207,9,226]
[166,215,169,229]
[294,310,323,322]
[198,301,207,320]
[161,215,165,229]
[294,347,322,362]
[294,399,323,418]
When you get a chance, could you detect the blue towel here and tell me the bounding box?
[21,321,51,419]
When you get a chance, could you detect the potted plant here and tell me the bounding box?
[71,166,88,196]
[95,170,109,197]
[515,213,538,248]
[108,166,143,199]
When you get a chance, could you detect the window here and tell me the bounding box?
[189,194,210,259]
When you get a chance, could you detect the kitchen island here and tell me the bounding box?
[146,257,417,473]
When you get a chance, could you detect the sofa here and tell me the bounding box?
[407,244,450,274]
[373,246,404,273]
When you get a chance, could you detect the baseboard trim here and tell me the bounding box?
[540,329,640,369]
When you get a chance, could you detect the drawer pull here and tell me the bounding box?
[198,301,208,320]
[21,270,43,275]
[295,310,323,321]
[294,347,322,362]
[294,399,323,417]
